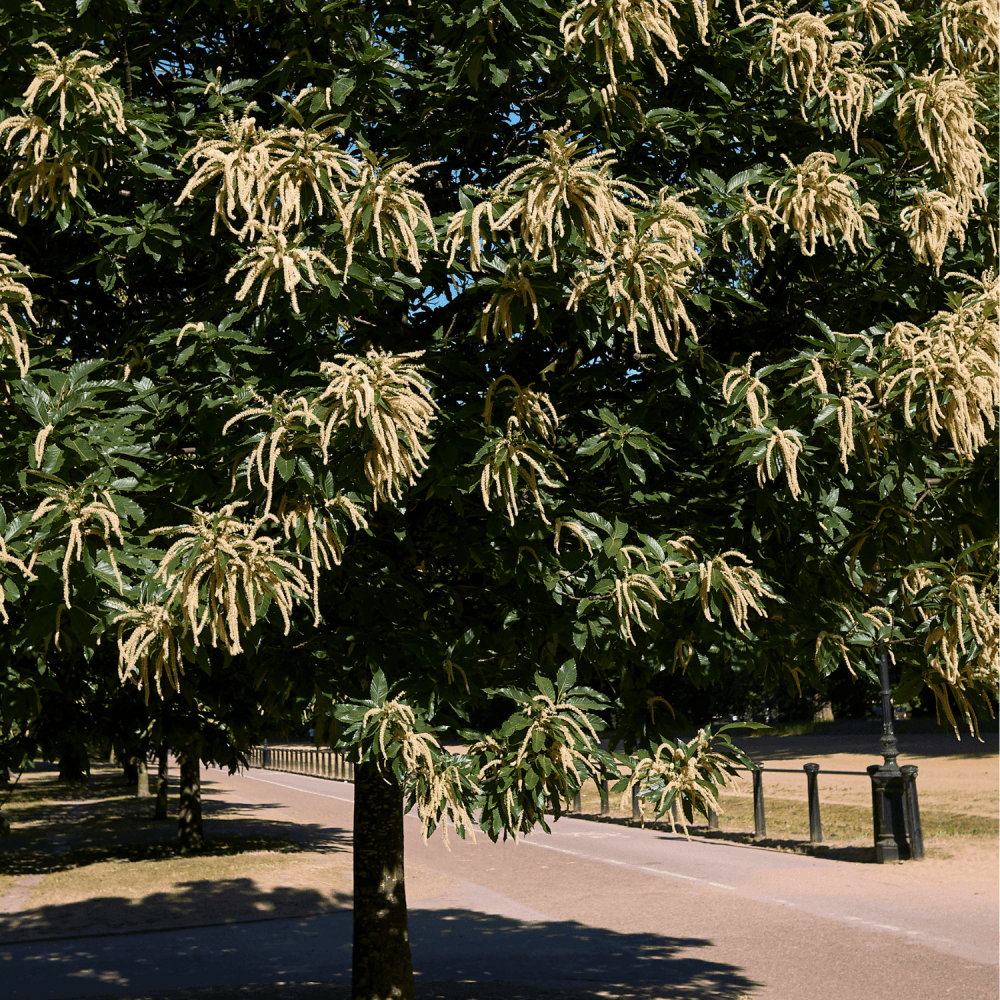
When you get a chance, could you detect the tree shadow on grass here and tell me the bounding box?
[0,766,351,878]
[0,897,759,1000]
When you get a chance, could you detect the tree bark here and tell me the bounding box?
[177,741,203,854]
[57,741,90,784]
[122,758,139,785]
[812,698,834,723]
[352,761,413,1000]
[135,755,150,797]
[155,747,169,819]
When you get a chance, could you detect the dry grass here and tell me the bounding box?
[570,778,998,845]
[0,764,351,939]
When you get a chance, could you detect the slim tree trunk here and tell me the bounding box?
[122,758,139,785]
[352,761,413,1000]
[135,755,150,797]
[177,741,203,854]
[155,747,169,819]
[58,741,90,784]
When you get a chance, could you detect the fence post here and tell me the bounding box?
[572,790,581,812]
[804,763,823,844]
[900,765,924,861]
[752,769,766,838]
[707,807,719,830]
[631,785,641,823]
[599,778,610,815]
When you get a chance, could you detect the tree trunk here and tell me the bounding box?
[352,761,413,1000]
[122,758,139,785]
[177,742,203,854]
[812,698,834,723]
[135,755,150,797]
[155,747,169,819]
[58,741,90,784]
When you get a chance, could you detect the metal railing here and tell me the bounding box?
[244,748,923,860]
[583,762,924,859]
[246,746,355,781]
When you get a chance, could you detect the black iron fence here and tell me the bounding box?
[244,748,923,861]
[586,762,924,860]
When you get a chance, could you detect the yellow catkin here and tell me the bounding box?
[22,42,126,131]
[619,729,739,837]
[755,426,804,499]
[720,186,781,264]
[344,158,440,276]
[881,270,999,462]
[560,0,712,96]
[722,353,770,427]
[318,350,437,506]
[767,152,878,257]
[939,0,999,71]
[175,108,359,241]
[920,567,998,739]
[446,125,649,273]
[0,44,134,221]
[0,236,37,375]
[225,230,339,313]
[895,71,990,220]
[553,519,594,556]
[845,0,912,45]
[0,114,105,224]
[480,261,540,341]
[569,189,704,359]
[471,692,602,840]
[278,493,368,623]
[480,378,563,524]
[152,503,311,655]
[0,536,37,624]
[111,601,186,703]
[222,392,322,510]
[697,550,769,633]
[900,188,968,272]
[31,485,124,608]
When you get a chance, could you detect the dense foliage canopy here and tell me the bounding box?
[0,0,997,843]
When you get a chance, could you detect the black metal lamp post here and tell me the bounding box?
[867,646,924,862]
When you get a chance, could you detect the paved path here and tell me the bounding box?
[0,766,995,1000]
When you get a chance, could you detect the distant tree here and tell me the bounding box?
[0,2,996,997]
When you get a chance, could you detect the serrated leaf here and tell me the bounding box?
[370,669,388,705]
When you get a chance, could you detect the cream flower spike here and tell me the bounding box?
[23,42,125,131]
[560,0,712,96]
[896,72,989,220]
[448,125,648,273]
[767,152,877,257]
[900,189,968,272]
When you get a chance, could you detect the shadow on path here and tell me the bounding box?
[0,901,759,1000]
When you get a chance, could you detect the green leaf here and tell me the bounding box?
[370,670,388,706]
[693,67,731,102]
[557,660,578,693]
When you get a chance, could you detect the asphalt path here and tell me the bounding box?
[1,766,995,1000]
